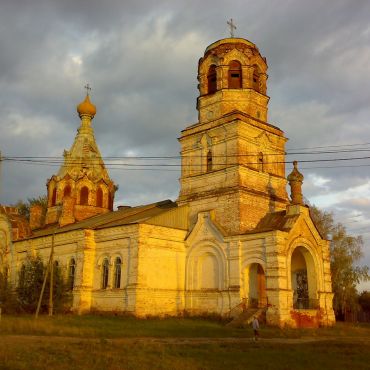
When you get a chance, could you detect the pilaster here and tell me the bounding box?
[72,229,96,314]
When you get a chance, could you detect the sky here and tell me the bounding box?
[0,0,370,290]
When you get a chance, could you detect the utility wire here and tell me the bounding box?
[4,140,370,160]
[4,155,370,167]
[5,147,370,160]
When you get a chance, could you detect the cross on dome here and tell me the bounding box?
[84,83,92,96]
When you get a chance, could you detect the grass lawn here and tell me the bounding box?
[0,315,369,369]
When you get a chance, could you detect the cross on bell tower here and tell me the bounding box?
[227,18,237,38]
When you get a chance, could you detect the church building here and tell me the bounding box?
[0,36,335,327]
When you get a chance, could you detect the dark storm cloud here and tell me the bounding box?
[1,0,370,271]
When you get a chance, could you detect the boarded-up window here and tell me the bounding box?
[80,186,89,205]
[207,65,217,94]
[228,60,242,88]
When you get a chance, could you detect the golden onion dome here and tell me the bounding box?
[77,94,96,118]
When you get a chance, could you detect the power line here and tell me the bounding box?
[287,141,370,151]
[3,156,370,172]
[5,147,370,160]
[3,140,370,161]
[4,154,370,166]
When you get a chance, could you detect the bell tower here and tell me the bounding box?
[197,38,269,124]
[178,38,289,234]
[45,91,117,227]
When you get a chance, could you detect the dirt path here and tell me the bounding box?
[1,334,370,345]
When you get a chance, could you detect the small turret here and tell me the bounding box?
[287,161,304,205]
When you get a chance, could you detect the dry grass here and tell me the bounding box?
[0,315,369,369]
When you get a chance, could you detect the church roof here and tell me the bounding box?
[181,110,284,137]
[30,200,181,238]
[252,210,301,234]
[205,37,256,53]
[0,206,31,240]
[250,206,325,240]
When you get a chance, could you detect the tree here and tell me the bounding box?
[310,205,369,319]
[13,195,48,220]
[17,255,44,312]
[17,255,66,313]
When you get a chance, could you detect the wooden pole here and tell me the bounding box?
[35,232,55,319]
[48,238,54,316]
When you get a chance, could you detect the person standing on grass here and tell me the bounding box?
[252,316,259,341]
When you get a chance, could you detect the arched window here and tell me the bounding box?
[206,150,212,172]
[207,65,217,94]
[18,264,26,288]
[102,258,109,289]
[114,257,121,289]
[228,60,242,89]
[68,258,76,291]
[63,185,71,198]
[258,152,264,172]
[96,187,103,207]
[80,186,89,205]
[51,188,57,206]
[253,65,260,92]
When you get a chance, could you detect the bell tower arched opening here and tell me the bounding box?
[228,60,242,89]
[252,65,260,92]
[291,246,318,309]
[207,65,217,94]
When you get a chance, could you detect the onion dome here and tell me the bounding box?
[77,94,96,118]
[287,161,304,183]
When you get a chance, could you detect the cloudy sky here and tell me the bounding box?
[0,0,370,289]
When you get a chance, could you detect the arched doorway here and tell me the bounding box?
[291,246,318,309]
[243,263,267,308]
